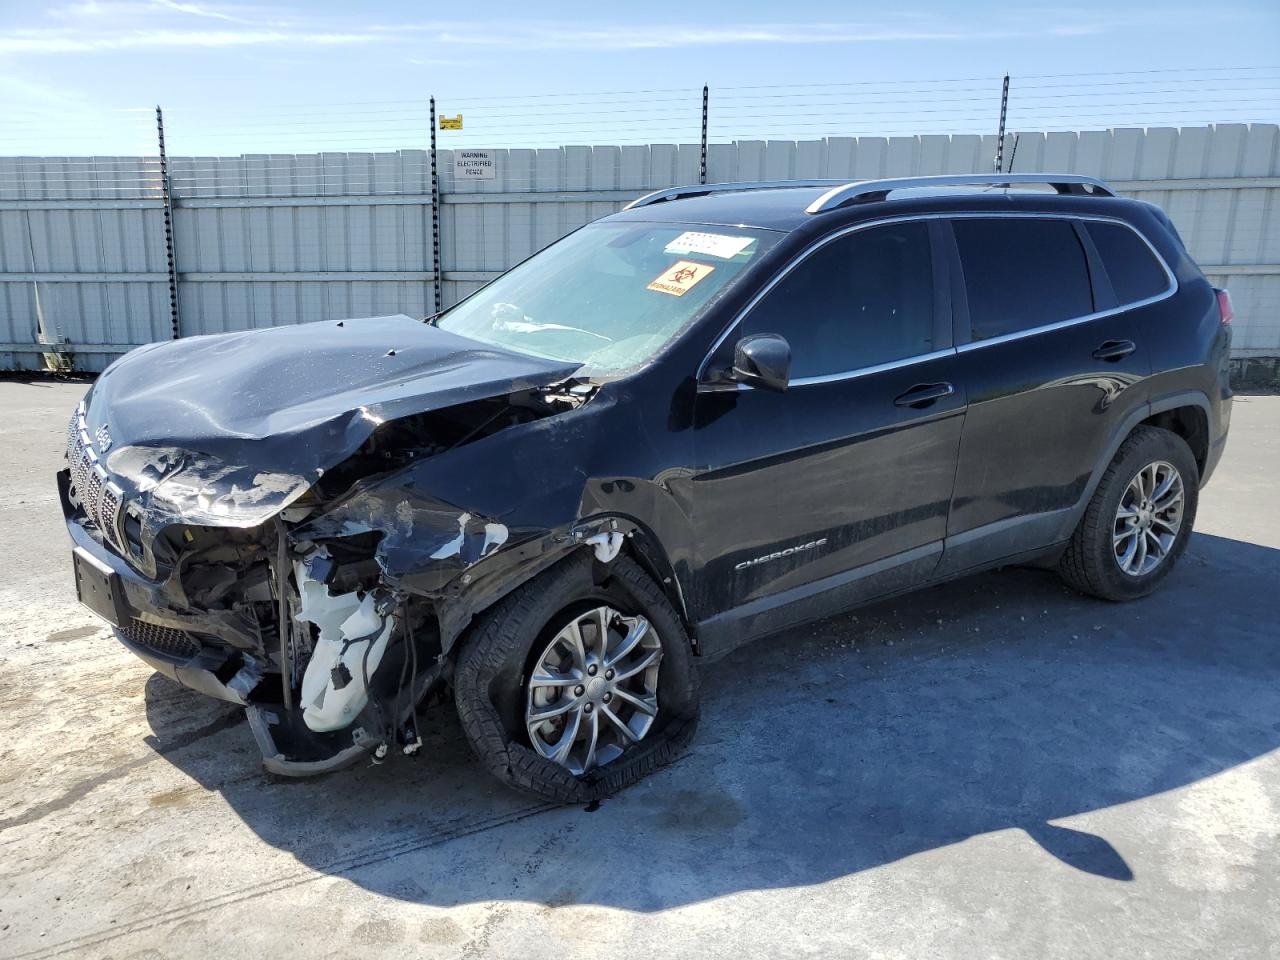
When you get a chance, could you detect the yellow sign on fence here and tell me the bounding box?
[438,114,463,130]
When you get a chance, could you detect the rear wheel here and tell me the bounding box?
[454,551,697,803]
[1059,426,1199,601]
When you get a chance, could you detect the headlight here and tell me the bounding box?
[105,444,311,527]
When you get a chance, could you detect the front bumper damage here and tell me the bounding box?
[62,467,471,775]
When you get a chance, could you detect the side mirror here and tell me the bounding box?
[731,334,791,392]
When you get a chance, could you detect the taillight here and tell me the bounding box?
[1215,288,1234,325]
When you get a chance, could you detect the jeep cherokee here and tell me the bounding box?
[60,173,1232,801]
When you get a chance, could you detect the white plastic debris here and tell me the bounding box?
[295,557,395,733]
[585,531,624,563]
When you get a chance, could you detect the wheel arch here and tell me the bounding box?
[615,524,697,652]
[431,513,695,660]
[1063,390,1211,541]
[1140,401,1209,479]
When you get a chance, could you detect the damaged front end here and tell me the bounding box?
[249,537,433,776]
[62,403,454,774]
[61,315,597,775]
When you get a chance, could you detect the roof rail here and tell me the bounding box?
[805,173,1115,214]
[624,179,848,210]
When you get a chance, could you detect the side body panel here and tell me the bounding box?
[939,214,1159,576]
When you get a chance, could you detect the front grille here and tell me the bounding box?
[120,618,202,662]
[85,467,103,511]
[66,406,125,554]
[102,485,122,526]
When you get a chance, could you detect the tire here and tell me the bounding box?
[453,550,698,803]
[1058,425,1199,601]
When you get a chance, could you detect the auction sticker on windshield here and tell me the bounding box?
[647,260,715,297]
[664,231,754,260]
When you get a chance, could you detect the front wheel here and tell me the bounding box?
[1058,425,1200,601]
[453,551,698,803]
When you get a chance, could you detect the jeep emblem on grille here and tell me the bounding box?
[95,424,112,452]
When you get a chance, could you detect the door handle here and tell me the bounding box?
[893,381,955,408]
[1092,339,1137,361]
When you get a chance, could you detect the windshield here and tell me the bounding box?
[436,221,781,376]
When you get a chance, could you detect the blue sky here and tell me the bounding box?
[1,0,1277,155]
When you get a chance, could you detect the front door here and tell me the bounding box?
[690,219,966,654]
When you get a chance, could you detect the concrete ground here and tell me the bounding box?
[0,381,1277,960]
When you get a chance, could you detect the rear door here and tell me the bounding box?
[939,214,1163,575]
[691,219,965,650]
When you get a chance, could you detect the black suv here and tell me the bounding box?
[61,173,1232,801]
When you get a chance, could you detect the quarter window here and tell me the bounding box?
[1086,221,1170,304]
[953,218,1094,341]
[740,222,935,379]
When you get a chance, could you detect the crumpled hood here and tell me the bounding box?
[86,314,580,479]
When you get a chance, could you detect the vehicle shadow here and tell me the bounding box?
[144,530,1280,911]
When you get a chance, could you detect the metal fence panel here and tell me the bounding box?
[165,151,435,345]
[0,124,1276,371]
[0,153,171,369]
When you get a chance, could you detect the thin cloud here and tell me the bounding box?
[150,0,252,23]
[377,21,1109,49]
[47,0,247,20]
[0,29,373,54]
[405,57,468,67]
[41,0,291,29]
[0,19,1108,55]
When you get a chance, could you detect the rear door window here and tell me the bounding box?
[952,218,1094,341]
[739,221,935,379]
[1086,221,1171,304]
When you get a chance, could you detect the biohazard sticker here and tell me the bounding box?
[647,260,715,297]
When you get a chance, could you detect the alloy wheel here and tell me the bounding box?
[525,605,663,775]
[1113,459,1185,577]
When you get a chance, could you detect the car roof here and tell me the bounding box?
[605,175,1138,233]
[608,185,840,231]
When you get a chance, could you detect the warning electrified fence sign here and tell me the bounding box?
[438,114,463,130]
[454,150,497,179]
